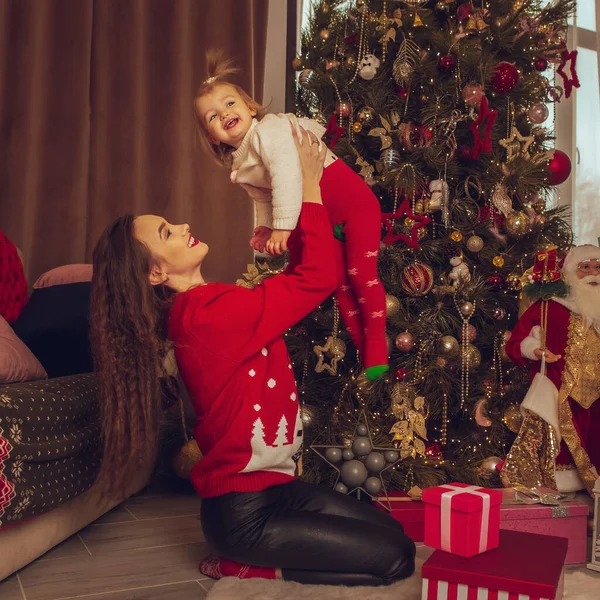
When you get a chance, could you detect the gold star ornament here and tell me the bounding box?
[498,127,534,162]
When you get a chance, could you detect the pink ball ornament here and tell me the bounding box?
[336,101,352,118]
[491,62,519,94]
[467,324,477,342]
[547,150,572,185]
[395,331,415,352]
[462,83,485,106]
[528,103,549,125]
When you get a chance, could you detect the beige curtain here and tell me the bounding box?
[0,0,268,284]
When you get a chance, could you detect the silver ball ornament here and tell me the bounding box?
[356,424,368,436]
[365,452,386,473]
[352,436,372,457]
[384,450,400,463]
[342,448,355,460]
[364,477,382,495]
[299,69,316,89]
[325,447,343,464]
[439,335,460,358]
[335,482,349,494]
[340,459,368,488]
[380,148,401,171]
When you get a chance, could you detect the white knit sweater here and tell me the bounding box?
[231,113,337,231]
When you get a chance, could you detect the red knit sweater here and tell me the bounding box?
[168,204,336,498]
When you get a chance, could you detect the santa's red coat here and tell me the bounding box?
[506,299,600,471]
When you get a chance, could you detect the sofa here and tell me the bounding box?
[0,373,152,580]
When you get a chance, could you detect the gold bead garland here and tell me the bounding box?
[453,293,477,410]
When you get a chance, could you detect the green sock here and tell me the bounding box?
[364,365,389,381]
[333,223,345,241]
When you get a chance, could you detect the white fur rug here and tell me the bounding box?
[206,547,600,600]
[206,547,429,600]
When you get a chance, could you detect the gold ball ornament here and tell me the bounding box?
[506,273,523,291]
[505,211,530,237]
[319,28,330,41]
[464,344,482,370]
[326,337,347,359]
[480,456,503,474]
[172,439,203,479]
[345,56,357,68]
[385,294,401,317]
[492,255,505,268]
[450,231,463,243]
[439,335,460,358]
[460,301,475,317]
[291,56,302,71]
[503,404,523,433]
[352,121,363,133]
[357,106,376,125]
[301,404,316,426]
[466,236,484,253]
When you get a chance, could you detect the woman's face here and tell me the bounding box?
[134,215,208,285]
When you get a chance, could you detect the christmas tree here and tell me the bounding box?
[272,0,578,492]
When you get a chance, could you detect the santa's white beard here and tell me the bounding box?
[566,274,600,325]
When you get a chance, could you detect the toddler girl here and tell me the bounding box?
[194,52,388,380]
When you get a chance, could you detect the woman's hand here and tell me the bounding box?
[292,124,327,204]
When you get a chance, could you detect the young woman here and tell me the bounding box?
[90,126,415,587]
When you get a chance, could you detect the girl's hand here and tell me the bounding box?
[534,348,562,363]
[292,125,327,202]
[250,226,272,253]
[266,229,292,256]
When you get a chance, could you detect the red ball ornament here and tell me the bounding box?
[457,3,473,21]
[395,85,408,100]
[491,62,520,94]
[395,368,408,381]
[336,101,352,118]
[438,55,456,73]
[534,58,548,72]
[399,263,434,296]
[425,443,443,458]
[546,150,572,186]
[487,274,505,289]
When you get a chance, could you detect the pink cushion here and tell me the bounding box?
[0,315,47,383]
[33,264,93,289]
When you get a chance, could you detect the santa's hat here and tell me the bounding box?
[562,245,600,278]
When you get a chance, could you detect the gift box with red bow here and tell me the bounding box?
[423,482,502,558]
[422,530,568,600]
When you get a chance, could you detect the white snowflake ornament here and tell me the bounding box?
[358,54,380,81]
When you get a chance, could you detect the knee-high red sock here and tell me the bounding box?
[199,556,276,580]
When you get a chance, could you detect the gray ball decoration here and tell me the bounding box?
[365,452,386,473]
[342,448,355,461]
[352,436,372,457]
[384,450,400,463]
[356,424,368,436]
[364,477,382,495]
[380,148,401,171]
[335,482,349,494]
[325,447,343,464]
[340,460,368,488]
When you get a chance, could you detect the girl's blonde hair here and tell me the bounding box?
[194,50,265,165]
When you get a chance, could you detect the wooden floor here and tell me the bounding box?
[1,483,599,600]
[0,484,215,600]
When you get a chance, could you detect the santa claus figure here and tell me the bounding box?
[502,245,600,494]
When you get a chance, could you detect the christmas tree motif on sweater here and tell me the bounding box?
[241,410,303,477]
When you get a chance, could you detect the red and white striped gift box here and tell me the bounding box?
[421,530,568,600]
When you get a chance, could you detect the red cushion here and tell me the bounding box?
[0,231,28,323]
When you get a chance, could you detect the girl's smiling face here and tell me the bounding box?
[195,84,256,149]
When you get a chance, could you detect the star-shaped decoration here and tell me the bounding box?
[469,96,497,160]
[557,49,580,99]
[313,335,346,376]
[498,126,534,162]
[311,410,402,510]
[324,113,345,149]
[381,198,430,249]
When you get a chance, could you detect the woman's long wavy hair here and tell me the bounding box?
[90,215,175,498]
